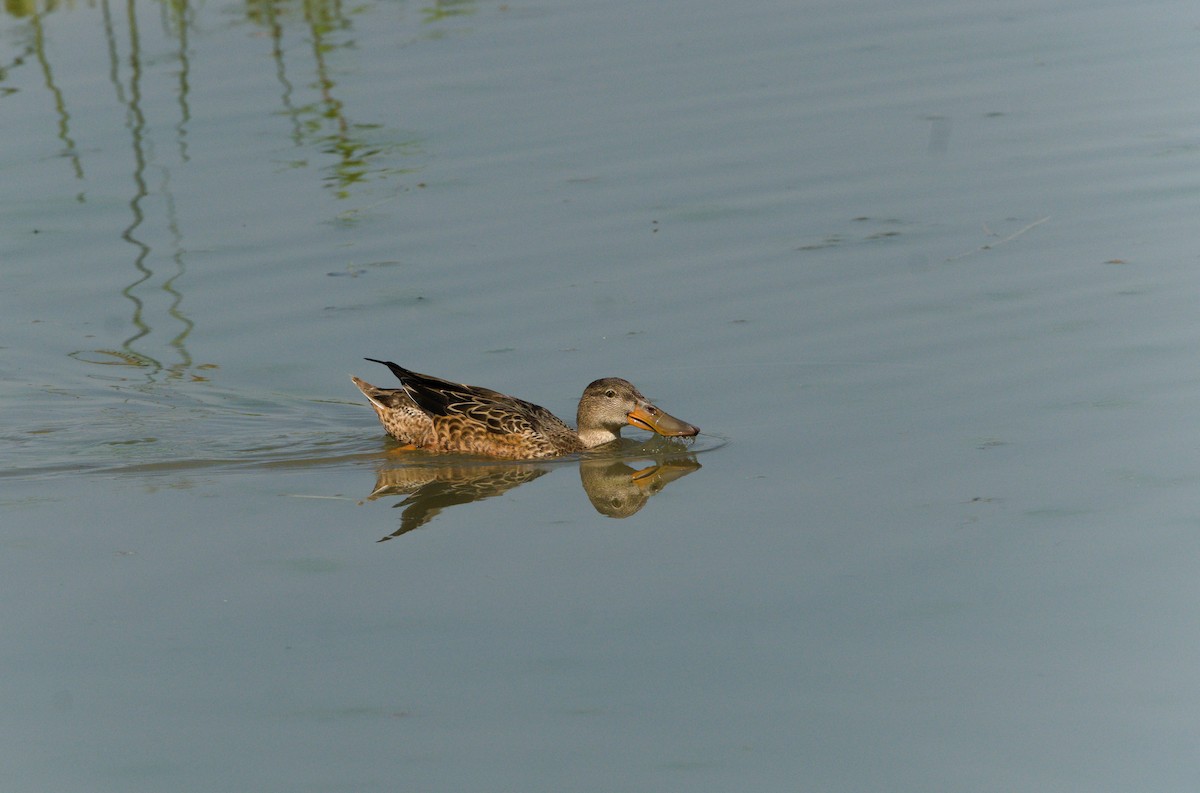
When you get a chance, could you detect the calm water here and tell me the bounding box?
[5,0,1200,789]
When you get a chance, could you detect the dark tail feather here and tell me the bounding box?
[364,358,414,384]
[363,359,467,416]
[363,359,440,411]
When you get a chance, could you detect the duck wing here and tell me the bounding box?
[365,359,573,439]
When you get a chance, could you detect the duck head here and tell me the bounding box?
[576,378,700,448]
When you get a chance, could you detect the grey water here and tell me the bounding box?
[5,0,1200,790]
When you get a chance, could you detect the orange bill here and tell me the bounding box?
[626,402,700,437]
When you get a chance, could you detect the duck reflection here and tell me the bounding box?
[365,445,701,541]
[366,462,551,540]
[579,457,701,519]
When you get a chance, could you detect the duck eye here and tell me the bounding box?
[605,389,616,398]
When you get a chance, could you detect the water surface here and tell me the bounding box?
[5,0,1200,790]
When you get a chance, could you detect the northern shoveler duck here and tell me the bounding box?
[352,359,700,460]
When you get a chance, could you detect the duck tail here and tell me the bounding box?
[349,376,387,408]
[364,358,414,384]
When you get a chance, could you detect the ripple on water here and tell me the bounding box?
[3,380,726,481]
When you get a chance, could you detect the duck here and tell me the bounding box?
[351,359,699,460]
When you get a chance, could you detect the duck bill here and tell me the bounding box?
[626,403,700,437]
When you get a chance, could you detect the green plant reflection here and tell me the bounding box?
[28,6,83,196]
[246,0,426,200]
[7,0,441,379]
